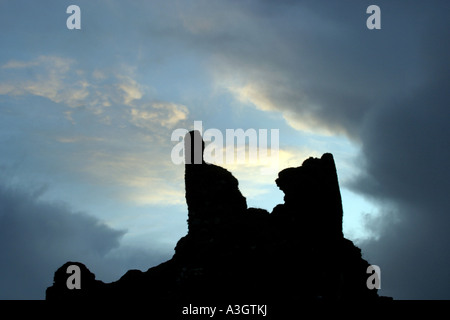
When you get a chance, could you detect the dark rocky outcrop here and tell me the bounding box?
[46,131,382,302]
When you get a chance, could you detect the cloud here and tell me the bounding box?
[0,55,96,109]
[117,76,144,105]
[169,0,450,298]
[218,145,320,211]
[227,81,343,136]
[0,55,190,131]
[0,55,191,209]
[0,56,91,108]
[130,102,189,130]
[0,174,173,299]
[222,146,320,181]
[0,181,124,299]
[351,74,450,299]
[201,1,442,141]
[358,203,450,299]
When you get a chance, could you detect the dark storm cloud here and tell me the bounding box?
[347,2,450,299]
[279,2,450,299]
[0,181,123,299]
[0,179,170,299]
[169,1,450,298]
[353,71,450,299]
[169,1,430,137]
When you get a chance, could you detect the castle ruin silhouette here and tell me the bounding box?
[46,131,382,302]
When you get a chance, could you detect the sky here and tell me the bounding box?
[0,0,448,300]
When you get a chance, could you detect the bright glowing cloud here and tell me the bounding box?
[227,82,341,137]
[117,76,144,105]
[222,146,321,207]
[130,102,189,130]
[229,83,277,112]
